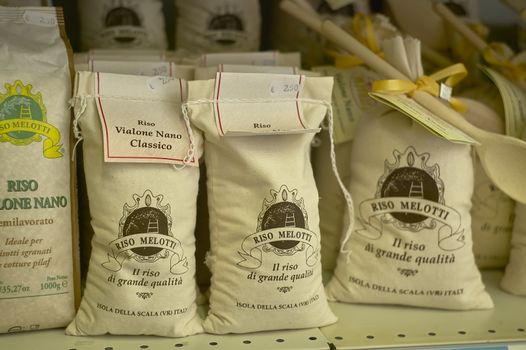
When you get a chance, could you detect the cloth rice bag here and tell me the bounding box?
[78,0,167,50]
[311,66,382,273]
[185,72,338,333]
[326,36,493,310]
[66,71,203,336]
[325,107,493,310]
[0,6,79,333]
[175,0,261,53]
[459,98,514,268]
[501,128,526,295]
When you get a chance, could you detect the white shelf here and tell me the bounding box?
[1,270,525,350]
[321,270,526,349]
[0,326,330,350]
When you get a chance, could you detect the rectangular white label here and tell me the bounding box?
[23,11,57,27]
[213,72,318,136]
[95,74,196,165]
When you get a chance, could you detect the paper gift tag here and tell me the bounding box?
[369,92,478,144]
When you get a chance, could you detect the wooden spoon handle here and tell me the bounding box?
[280,0,407,80]
[501,0,526,21]
[280,0,485,142]
[433,2,488,52]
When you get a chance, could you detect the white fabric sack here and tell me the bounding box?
[460,98,514,268]
[326,108,493,310]
[175,0,261,53]
[196,51,302,68]
[501,128,526,295]
[0,7,78,333]
[185,73,337,333]
[313,129,352,273]
[311,67,383,273]
[75,50,172,66]
[78,0,167,50]
[66,72,203,336]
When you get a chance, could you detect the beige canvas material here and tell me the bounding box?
[78,0,167,50]
[326,109,493,310]
[501,128,526,295]
[175,0,261,54]
[311,66,383,273]
[313,130,352,272]
[185,75,337,333]
[75,63,194,286]
[196,52,302,68]
[66,71,203,336]
[86,60,175,77]
[0,7,77,333]
[460,98,514,268]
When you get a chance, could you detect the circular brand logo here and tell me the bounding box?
[381,167,439,223]
[262,201,306,250]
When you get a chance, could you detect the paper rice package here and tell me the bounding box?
[0,6,79,333]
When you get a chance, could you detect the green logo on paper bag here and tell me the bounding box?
[0,80,63,158]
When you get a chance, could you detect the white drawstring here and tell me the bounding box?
[323,102,354,257]
[70,96,87,162]
[173,103,197,171]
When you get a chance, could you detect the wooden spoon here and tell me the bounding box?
[280,0,526,203]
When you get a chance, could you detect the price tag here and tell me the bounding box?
[439,83,453,102]
[23,11,57,27]
[147,76,176,91]
[269,81,301,96]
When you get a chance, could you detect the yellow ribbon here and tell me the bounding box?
[326,14,382,68]
[371,63,468,112]
[351,13,381,54]
[482,42,526,81]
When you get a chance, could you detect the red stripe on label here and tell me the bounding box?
[216,72,225,135]
[96,72,112,157]
[295,75,306,129]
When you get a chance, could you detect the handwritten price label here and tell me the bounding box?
[147,76,175,91]
[269,81,301,96]
[23,11,57,27]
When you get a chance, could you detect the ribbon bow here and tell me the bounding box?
[371,63,468,112]
[482,42,526,81]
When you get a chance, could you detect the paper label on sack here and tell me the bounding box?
[220,64,298,75]
[213,72,319,136]
[23,10,57,27]
[201,52,279,67]
[313,66,382,144]
[95,75,196,166]
[369,92,478,144]
[90,60,175,77]
[479,65,526,138]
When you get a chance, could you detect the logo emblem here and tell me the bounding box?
[0,80,62,158]
[358,146,465,251]
[206,6,246,46]
[101,1,147,46]
[102,190,188,274]
[237,185,319,269]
